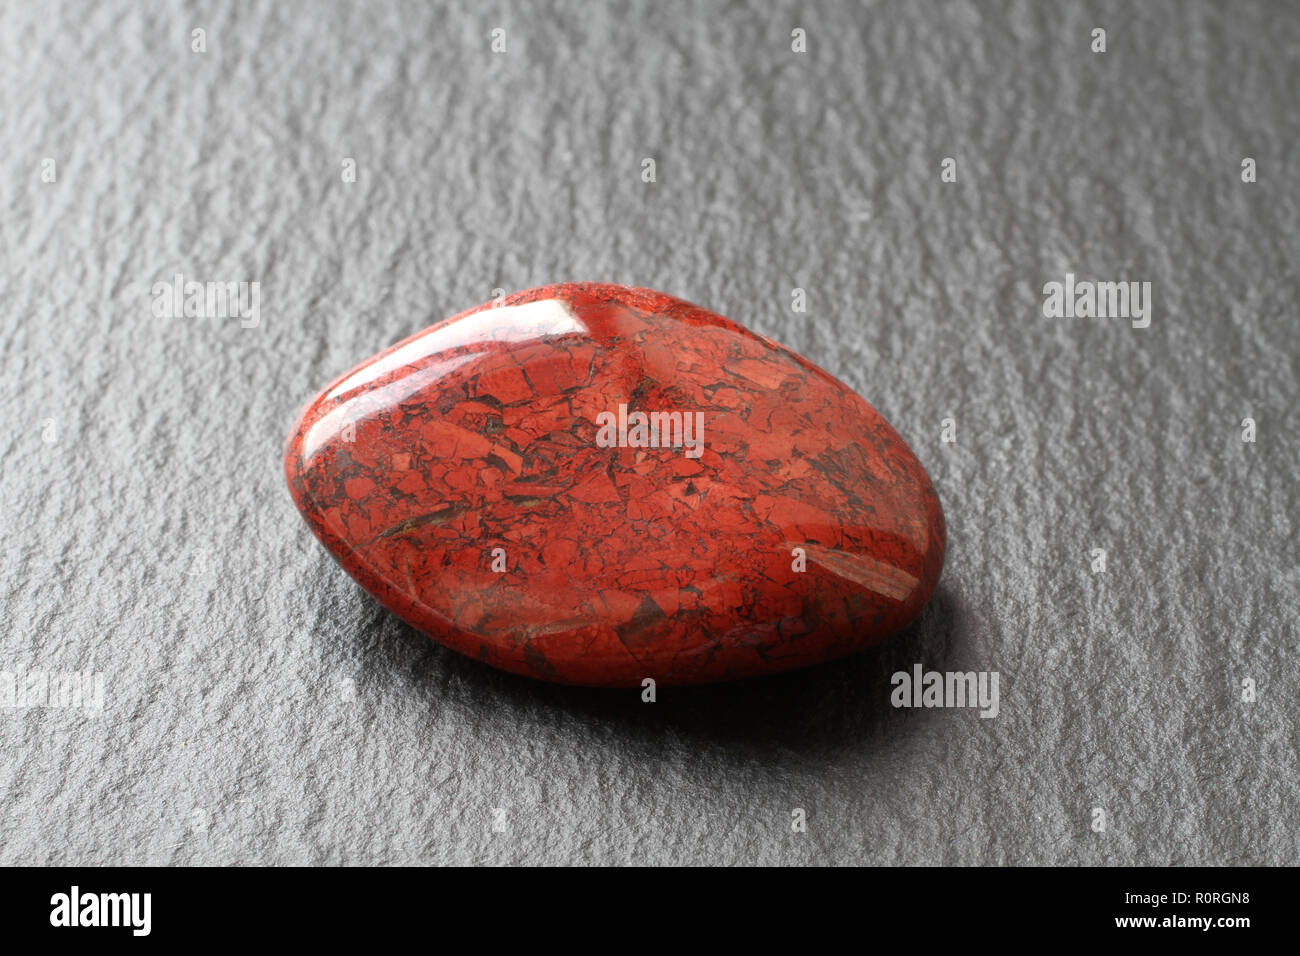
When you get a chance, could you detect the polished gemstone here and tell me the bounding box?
[284,283,945,686]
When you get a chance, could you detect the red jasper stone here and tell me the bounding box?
[284,283,945,686]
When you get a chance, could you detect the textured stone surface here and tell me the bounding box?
[285,283,945,685]
[1,0,1297,864]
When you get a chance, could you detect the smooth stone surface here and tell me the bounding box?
[284,283,945,686]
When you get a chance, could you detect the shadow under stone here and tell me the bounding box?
[359,583,966,756]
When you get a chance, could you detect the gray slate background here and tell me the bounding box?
[2,0,1297,865]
